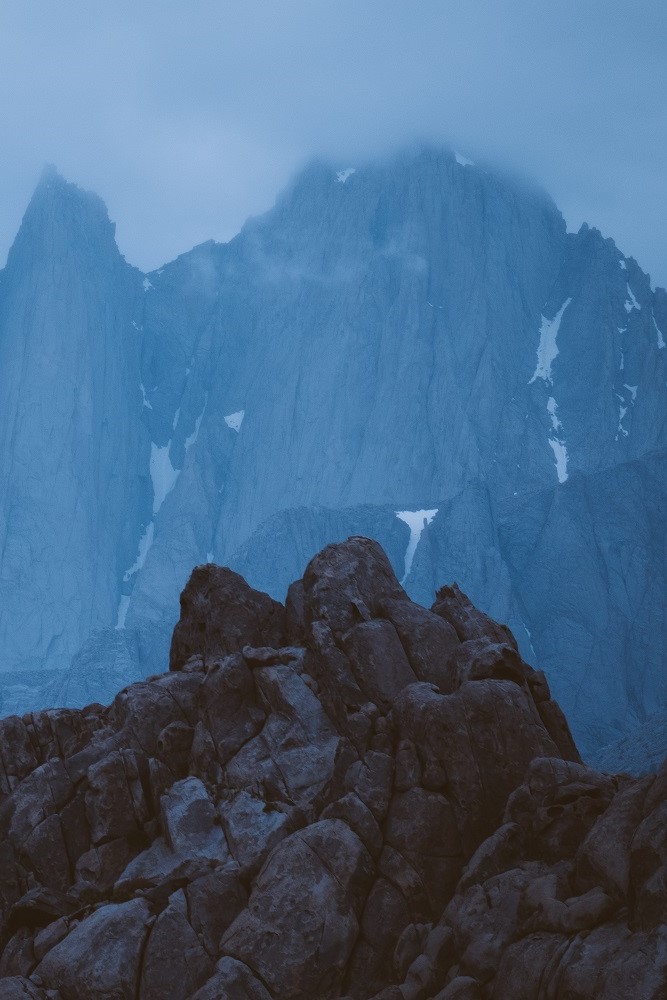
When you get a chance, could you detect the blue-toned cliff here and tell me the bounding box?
[0,148,665,765]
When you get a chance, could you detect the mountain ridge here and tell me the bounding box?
[0,145,664,765]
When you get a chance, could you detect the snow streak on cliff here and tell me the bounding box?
[0,149,665,763]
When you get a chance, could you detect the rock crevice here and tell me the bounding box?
[0,537,664,998]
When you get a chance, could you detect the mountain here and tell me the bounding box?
[0,538,665,998]
[0,147,665,763]
[0,168,150,684]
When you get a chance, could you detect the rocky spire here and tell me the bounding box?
[2,539,663,998]
[0,166,149,689]
[4,166,121,274]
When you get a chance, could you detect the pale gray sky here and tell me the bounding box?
[1,0,665,285]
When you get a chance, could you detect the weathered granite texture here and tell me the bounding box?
[1,538,664,998]
[0,148,665,768]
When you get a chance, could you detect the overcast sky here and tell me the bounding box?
[1,1,665,285]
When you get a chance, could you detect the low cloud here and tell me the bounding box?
[0,0,665,285]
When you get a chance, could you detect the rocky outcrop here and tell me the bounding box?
[0,169,148,687]
[0,537,665,998]
[169,563,287,670]
[1,149,666,773]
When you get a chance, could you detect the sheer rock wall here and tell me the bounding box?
[0,539,664,998]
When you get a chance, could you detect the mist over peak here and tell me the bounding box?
[0,146,665,774]
[0,1,665,282]
[5,164,122,274]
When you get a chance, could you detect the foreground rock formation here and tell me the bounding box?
[0,538,665,998]
[2,150,666,767]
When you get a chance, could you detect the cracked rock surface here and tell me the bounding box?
[0,538,665,998]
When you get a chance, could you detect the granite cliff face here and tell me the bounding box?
[0,539,665,999]
[0,168,149,680]
[0,148,665,764]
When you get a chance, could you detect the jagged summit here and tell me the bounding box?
[37,162,60,184]
[0,538,665,998]
[0,162,148,687]
[0,145,665,768]
[5,165,121,271]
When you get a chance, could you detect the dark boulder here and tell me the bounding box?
[303,536,408,638]
[432,583,518,649]
[170,564,286,670]
[0,538,665,998]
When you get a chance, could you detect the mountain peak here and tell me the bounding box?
[5,168,120,271]
[37,161,64,186]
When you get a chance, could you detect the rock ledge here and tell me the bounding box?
[0,538,664,999]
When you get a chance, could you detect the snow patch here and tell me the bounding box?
[455,152,474,167]
[522,621,537,659]
[336,168,355,184]
[544,396,568,483]
[625,284,641,312]
[115,596,131,630]
[123,522,155,581]
[172,408,180,430]
[142,277,153,292]
[119,423,184,604]
[616,383,638,440]
[653,315,666,350]
[619,259,627,270]
[140,383,152,410]
[549,439,569,483]
[206,551,214,563]
[224,409,245,432]
[150,444,179,514]
[546,396,562,433]
[529,298,572,385]
[185,394,208,450]
[395,509,438,584]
